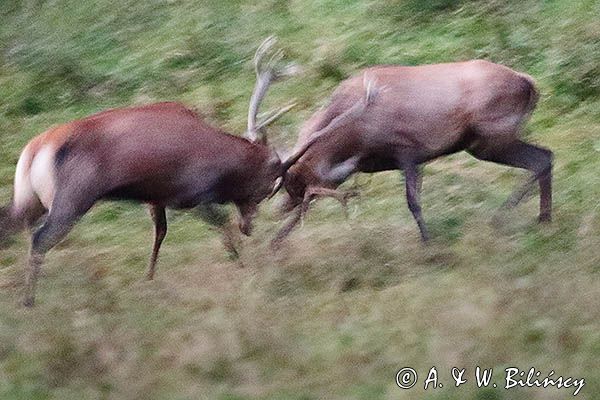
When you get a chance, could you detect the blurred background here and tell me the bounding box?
[0,0,599,399]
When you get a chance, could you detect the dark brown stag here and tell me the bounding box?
[275,60,553,245]
[0,38,375,306]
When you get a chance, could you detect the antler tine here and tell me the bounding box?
[252,38,287,80]
[247,36,279,140]
[256,102,297,132]
[253,36,277,74]
[246,36,298,142]
[268,49,285,75]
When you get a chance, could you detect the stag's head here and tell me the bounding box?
[236,37,335,231]
[238,37,291,206]
[276,74,382,215]
[243,37,363,205]
[276,164,308,213]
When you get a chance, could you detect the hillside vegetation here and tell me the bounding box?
[0,1,599,399]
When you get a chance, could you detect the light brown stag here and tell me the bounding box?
[275,60,552,245]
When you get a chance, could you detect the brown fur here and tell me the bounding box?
[277,61,552,244]
[9,101,286,307]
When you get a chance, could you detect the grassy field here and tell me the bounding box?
[0,0,599,399]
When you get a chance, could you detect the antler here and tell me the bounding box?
[245,36,298,142]
[280,73,381,171]
[270,186,360,249]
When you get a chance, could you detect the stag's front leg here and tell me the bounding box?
[301,187,360,220]
[403,163,429,242]
[196,204,241,262]
[146,205,167,280]
[235,202,258,237]
[271,206,302,250]
[270,190,317,250]
[271,186,359,250]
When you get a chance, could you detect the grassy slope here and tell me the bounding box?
[0,0,599,399]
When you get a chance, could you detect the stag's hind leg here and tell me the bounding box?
[23,193,96,307]
[146,205,167,280]
[468,139,553,222]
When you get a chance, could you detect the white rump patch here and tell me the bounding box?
[29,145,56,210]
[13,146,35,215]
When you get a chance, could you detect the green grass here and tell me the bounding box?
[1,0,599,399]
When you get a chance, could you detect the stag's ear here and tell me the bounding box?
[268,147,282,167]
[257,129,269,146]
[266,148,284,199]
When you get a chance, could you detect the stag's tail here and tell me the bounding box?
[0,203,23,247]
[0,144,44,246]
[520,73,540,118]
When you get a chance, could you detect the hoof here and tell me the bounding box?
[343,190,360,201]
[270,239,283,252]
[538,214,552,224]
[22,297,35,308]
[226,249,240,261]
[491,212,506,228]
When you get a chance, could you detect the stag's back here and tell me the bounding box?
[299,60,537,155]
[13,102,249,213]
